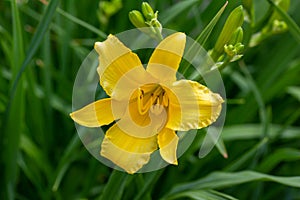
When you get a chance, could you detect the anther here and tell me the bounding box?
[162,92,169,107]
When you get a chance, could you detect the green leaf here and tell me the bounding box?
[287,86,300,102]
[257,148,300,172]
[160,0,200,25]
[57,8,107,39]
[224,138,268,172]
[166,189,238,200]
[239,63,269,137]
[7,0,59,111]
[133,170,164,200]
[19,134,52,178]
[98,170,132,200]
[52,134,81,191]
[1,0,25,199]
[196,1,228,45]
[2,2,59,198]
[268,0,300,43]
[166,171,300,196]
[181,1,228,76]
[222,124,300,141]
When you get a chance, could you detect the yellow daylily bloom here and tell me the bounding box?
[70,32,224,174]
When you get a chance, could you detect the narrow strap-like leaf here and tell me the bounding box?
[98,170,131,200]
[160,0,200,25]
[8,0,59,106]
[166,170,300,196]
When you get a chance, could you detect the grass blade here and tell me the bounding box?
[224,138,268,172]
[2,1,58,198]
[8,0,59,106]
[98,170,131,200]
[56,7,107,39]
[195,1,228,46]
[133,170,164,200]
[181,1,228,76]
[166,190,238,200]
[222,124,300,140]
[166,171,300,196]
[160,0,200,25]
[287,86,300,102]
[257,148,300,172]
[1,0,25,199]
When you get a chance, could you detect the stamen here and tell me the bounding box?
[137,88,145,115]
[137,84,168,115]
[137,88,153,115]
[162,92,169,107]
[141,96,152,113]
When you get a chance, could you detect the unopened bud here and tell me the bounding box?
[235,43,244,53]
[228,27,244,45]
[129,10,146,28]
[214,6,244,55]
[142,2,155,21]
[224,44,236,57]
[272,19,288,34]
[224,43,244,57]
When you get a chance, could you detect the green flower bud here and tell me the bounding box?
[129,3,163,41]
[212,5,244,60]
[235,43,244,53]
[228,27,244,45]
[224,44,236,57]
[129,10,146,28]
[272,19,288,34]
[142,2,155,21]
[224,43,244,58]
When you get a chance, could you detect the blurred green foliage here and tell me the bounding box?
[1,0,300,199]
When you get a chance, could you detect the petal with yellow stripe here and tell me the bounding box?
[147,32,186,83]
[95,34,153,99]
[157,128,179,165]
[100,124,158,173]
[164,80,223,131]
[70,98,118,127]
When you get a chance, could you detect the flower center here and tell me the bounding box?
[137,84,169,116]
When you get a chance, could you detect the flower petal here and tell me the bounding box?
[147,32,186,83]
[164,80,223,131]
[70,98,118,127]
[95,34,153,99]
[100,124,157,174]
[157,128,179,165]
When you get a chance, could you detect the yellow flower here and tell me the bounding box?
[70,32,223,174]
